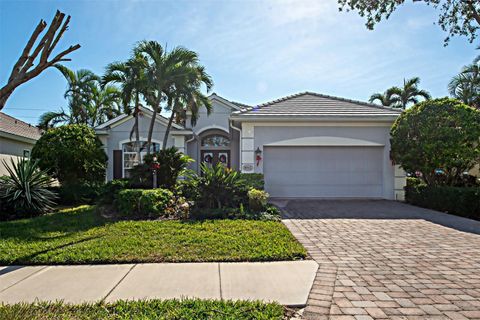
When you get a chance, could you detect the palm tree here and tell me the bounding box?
[134,41,210,153]
[368,89,397,107]
[39,65,121,129]
[87,85,122,126]
[388,77,431,109]
[162,65,213,149]
[55,64,99,124]
[103,55,148,161]
[449,63,480,109]
[369,77,431,109]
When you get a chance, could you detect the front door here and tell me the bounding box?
[201,150,230,168]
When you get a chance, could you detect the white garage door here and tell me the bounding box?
[264,146,384,198]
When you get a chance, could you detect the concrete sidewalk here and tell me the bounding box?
[0,261,317,307]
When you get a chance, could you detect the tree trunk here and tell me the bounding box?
[146,98,160,155]
[134,92,141,162]
[162,111,175,150]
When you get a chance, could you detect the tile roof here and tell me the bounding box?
[232,92,402,117]
[0,112,41,141]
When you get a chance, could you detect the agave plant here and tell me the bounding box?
[0,158,57,216]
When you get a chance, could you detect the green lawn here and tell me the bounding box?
[0,205,306,264]
[0,299,285,320]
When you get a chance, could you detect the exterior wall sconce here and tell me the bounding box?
[255,147,262,166]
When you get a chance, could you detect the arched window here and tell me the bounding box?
[122,141,160,177]
[201,135,230,147]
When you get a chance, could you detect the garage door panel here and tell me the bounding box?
[264,146,383,198]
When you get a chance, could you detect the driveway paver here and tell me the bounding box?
[279,200,480,320]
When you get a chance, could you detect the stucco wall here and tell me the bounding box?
[186,99,240,172]
[101,114,175,181]
[240,123,401,200]
[0,136,34,156]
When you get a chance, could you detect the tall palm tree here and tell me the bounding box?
[134,41,209,153]
[38,65,121,129]
[87,85,122,126]
[449,63,480,109]
[103,54,148,161]
[162,65,213,149]
[369,89,397,107]
[369,77,431,109]
[55,64,99,124]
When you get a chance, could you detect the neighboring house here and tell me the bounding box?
[95,92,406,200]
[0,112,41,176]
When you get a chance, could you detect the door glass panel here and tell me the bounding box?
[218,152,229,167]
[201,135,230,147]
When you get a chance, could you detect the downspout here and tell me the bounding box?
[230,120,242,172]
[186,133,199,173]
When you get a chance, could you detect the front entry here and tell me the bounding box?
[201,150,230,167]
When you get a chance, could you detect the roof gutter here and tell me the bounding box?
[0,131,38,144]
[229,115,400,122]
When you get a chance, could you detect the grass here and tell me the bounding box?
[0,205,306,264]
[0,299,285,319]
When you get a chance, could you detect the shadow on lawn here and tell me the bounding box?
[0,206,109,241]
[11,235,106,265]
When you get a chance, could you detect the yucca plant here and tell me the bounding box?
[0,158,57,216]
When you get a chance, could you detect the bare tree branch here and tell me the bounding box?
[0,10,80,111]
[8,20,46,82]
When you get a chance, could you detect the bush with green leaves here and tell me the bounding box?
[98,179,131,204]
[239,173,264,190]
[0,158,56,218]
[116,188,184,219]
[31,124,107,187]
[50,182,103,205]
[189,163,246,209]
[248,188,269,212]
[390,98,480,185]
[129,147,193,189]
[405,178,480,220]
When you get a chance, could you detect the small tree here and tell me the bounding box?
[31,124,107,186]
[390,98,480,185]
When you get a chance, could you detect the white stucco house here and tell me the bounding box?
[95,92,406,200]
[0,112,41,176]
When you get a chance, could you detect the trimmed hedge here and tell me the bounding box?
[116,188,174,219]
[239,173,264,190]
[406,182,480,220]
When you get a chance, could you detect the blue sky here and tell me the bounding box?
[0,0,477,124]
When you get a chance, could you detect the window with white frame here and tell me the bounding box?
[122,141,160,178]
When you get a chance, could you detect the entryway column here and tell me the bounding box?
[173,136,185,153]
[241,123,255,173]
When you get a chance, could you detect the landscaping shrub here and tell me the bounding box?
[391,98,480,185]
[98,179,130,204]
[0,158,56,219]
[239,173,264,190]
[190,163,246,209]
[405,180,480,220]
[248,188,269,212]
[129,147,193,189]
[31,124,107,187]
[116,188,185,219]
[52,182,103,205]
[191,203,280,221]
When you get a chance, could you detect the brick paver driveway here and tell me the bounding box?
[278,200,480,320]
